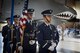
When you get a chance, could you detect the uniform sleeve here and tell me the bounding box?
[53,27,59,45]
[2,26,7,37]
[37,26,51,49]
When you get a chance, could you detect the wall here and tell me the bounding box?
[28,0,69,25]
[0,0,2,17]
[2,0,65,25]
[0,23,7,31]
[2,0,76,26]
[2,0,24,20]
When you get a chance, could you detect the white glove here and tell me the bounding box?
[18,46,23,51]
[14,50,16,53]
[29,40,35,45]
[10,44,13,48]
[48,42,56,51]
[51,42,56,47]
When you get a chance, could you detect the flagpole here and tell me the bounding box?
[26,0,29,9]
[21,0,29,46]
[11,0,14,25]
[10,0,14,53]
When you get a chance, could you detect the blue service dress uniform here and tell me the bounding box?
[6,25,21,53]
[23,20,36,53]
[2,25,11,53]
[37,23,59,53]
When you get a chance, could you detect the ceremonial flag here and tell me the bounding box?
[19,0,29,35]
[19,0,29,45]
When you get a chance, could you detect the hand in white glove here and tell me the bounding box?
[48,42,56,51]
[51,42,56,47]
[10,43,13,48]
[14,50,16,53]
[18,46,23,51]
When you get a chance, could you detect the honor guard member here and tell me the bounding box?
[13,15,22,53]
[2,17,11,53]
[23,9,36,53]
[6,15,22,53]
[37,9,59,53]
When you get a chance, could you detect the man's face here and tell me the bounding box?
[7,19,11,25]
[23,15,27,18]
[27,13,33,20]
[44,15,52,23]
[14,18,19,24]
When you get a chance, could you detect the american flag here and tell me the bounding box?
[19,0,29,44]
[19,17,27,35]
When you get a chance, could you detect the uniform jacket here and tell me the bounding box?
[2,25,11,42]
[6,24,21,45]
[37,23,59,50]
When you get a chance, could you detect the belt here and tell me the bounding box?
[45,40,53,44]
[45,40,51,41]
[24,33,35,40]
[25,33,34,36]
